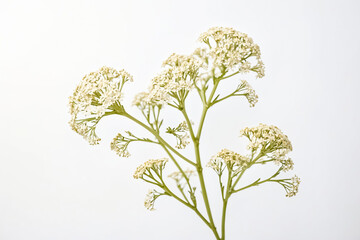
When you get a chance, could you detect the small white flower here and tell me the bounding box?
[286,175,300,197]
[198,27,264,75]
[208,149,250,175]
[69,66,133,144]
[133,158,168,179]
[110,133,131,158]
[147,54,203,103]
[238,80,258,107]
[144,189,158,211]
[240,124,293,152]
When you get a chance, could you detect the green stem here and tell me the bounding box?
[221,169,233,240]
[196,160,220,240]
[231,166,250,192]
[176,84,221,238]
[221,200,229,240]
[233,168,282,193]
[123,112,196,166]
[189,80,222,240]
[196,80,220,139]
[218,70,240,81]
[161,144,194,202]
[177,184,191,204]
[181,107,196,140]
[157,173,211,229]
[231,151,265,191]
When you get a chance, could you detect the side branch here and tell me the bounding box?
[123,112,196,166]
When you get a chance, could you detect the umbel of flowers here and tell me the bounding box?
[69,27,300,240]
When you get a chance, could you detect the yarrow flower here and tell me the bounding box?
[240,124,293,152]
[240,124,294,172]
[147,54,203,103]
[132,91,163,109]
[207,149,250,175]
[133,158,168,179]
[239,61,251,73]
[144,189,161,210]
[68,117,101,145]
[285,175,300,197]
[110,133,131,158]
[272,149,294,172]
[132,92,150,109]
[198,27,265,77]
[238,80,258,107]
[69,66,133,144]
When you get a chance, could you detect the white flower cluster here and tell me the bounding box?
[68,118,101,145]
[198,27,265,77]
[147,54,203,103]
[132,91,163,109]
[133,158,168,179]
[110,133,131,158]
[144,189,159,210]
[240,124,293,152]
[69,66,133,144]
[132,92,150,109]
[131,27,264,109]
[207,149,250,175]
[239,61,251,73]
[168,169,197,182]
[285,175,300,197]
[272,149,294,172]
[238,80,258,107]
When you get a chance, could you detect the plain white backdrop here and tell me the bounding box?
[1,0,360,239]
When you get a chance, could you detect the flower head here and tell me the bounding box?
[144,189,161,210]
[240,124,292,152]
[132,91,163,109]
[285,175,300,197]
[208,149,250,175]
[147,54,203,103]
[69,66,133,144]
[110,133,131,158]
[238,80,258,107]
[272,149,294,172]
[133,158,168,179]
[198,27,264,76]
[68,116,101,145]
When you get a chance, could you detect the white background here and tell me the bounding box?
[1,0,360,239]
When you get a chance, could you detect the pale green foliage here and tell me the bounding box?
[68,27,300,240]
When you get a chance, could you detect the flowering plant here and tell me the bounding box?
[68,27,300,240]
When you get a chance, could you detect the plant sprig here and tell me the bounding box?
[69,27,299,240]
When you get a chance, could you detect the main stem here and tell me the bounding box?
[186,79,222,240]
[194,141,220,239]
[182,104,220,239]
